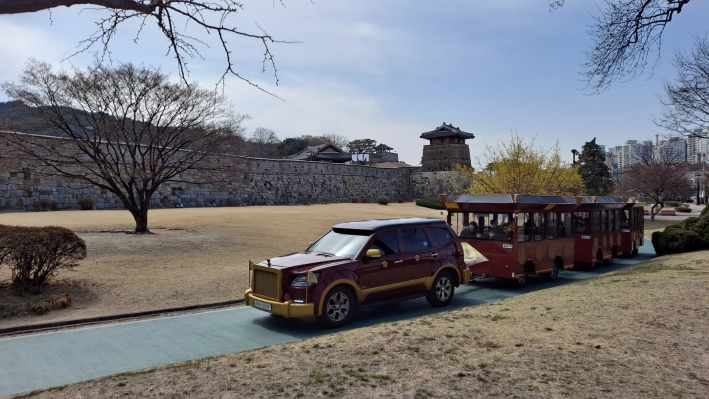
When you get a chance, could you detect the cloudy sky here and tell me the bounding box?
[1,1,708,165]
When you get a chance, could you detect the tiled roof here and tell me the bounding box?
[420,123,475,140]
[286,142,344,160]
[286,141,350,162]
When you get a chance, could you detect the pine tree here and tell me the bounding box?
[578,138,614,196]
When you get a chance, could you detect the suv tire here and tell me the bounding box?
[317,286,355,328]
[426,271,455,307]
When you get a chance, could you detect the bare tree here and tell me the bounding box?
[245,127,280,158]
[619,143,693,220]
[0,1,293,92]
[552,0,693,93]
[250,127,279,145]
[657,36,709,138]
[322,133,349,149]
[1,60,249,233]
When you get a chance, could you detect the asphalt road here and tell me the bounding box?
[0,241,655,398]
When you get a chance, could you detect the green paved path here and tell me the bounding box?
[0,242,654,398]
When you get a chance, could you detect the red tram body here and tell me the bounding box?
[619,202,645,257]
[444,194,644,285]
[445,195,577,286]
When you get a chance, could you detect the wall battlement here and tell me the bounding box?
[0,151,464,211]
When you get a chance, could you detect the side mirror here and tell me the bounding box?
[365,249,382,259]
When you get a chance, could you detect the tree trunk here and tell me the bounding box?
[650,204,663,222]
[129,207,150,234]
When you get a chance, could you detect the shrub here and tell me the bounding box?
[360,197,371,203]
[33,200,48,212]
[651,229,707,256]
[397,197,405,203]
[33,199,59,211]
[701,205,709,218]
[78,198,95,210]
[0,225,87,294]
[302,199,310,206]
[351,197,359,203]
[415,197,446,210]
[665,200,681,207]
[321,198,329,205]
[651,211,709,255]
[377,196,390,205]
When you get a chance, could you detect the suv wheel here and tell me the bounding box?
[426,271,454,307]
[317,286,354,328]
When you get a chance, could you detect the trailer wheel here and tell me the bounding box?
[594,250,604,268]
[515,263,534,287]
[545,259,561,281]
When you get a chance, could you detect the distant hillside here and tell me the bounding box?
[0,101,62,136]
[0,101,148,138]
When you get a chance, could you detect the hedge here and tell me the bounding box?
[415,197,446,210]
[651,210,709,255]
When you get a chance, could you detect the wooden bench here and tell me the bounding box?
[660,210,676,216]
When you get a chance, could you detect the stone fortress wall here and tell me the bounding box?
[0,156,465,211]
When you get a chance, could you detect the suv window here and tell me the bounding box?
[429,227,452,247]
[402,228,430,252]
[369,230,399,255]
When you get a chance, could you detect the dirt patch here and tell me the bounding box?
[0,203,445,328]
[14,250,709,399]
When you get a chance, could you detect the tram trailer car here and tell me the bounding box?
[445,194,577,287]
[444,195,645,286]
[572,197,644,267]
[619,202,645,257]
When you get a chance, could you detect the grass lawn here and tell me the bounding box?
[0,203,445,327]
[13,250,709,399]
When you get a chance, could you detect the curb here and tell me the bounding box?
[0,299,244,336]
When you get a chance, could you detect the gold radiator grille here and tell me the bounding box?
[253,269,279,300]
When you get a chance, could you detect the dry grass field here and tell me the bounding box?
[13,250,709,399]
[0,203,446,328]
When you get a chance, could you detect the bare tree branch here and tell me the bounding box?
[583,0,691,93]
[0,1,296,96]
[657,36,709,138]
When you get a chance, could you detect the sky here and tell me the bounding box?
[1,1,708,165]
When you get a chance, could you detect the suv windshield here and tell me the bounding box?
[306,230,371,258]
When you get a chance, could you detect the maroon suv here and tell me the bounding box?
[244,218,470,327]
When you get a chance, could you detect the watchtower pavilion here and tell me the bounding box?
[420,123,475,172]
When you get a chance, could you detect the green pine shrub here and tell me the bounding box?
[651,210,709,255]
[415,197,446,210]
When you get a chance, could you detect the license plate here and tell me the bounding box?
[253,300,272,312]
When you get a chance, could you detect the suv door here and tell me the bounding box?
[356,229,405,291]
[399,227,436,280]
